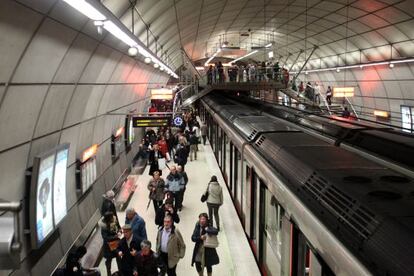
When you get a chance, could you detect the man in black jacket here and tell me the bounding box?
[155,199,180,227]
[117,224,140,276]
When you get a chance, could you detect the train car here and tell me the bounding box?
[199,93,414,276]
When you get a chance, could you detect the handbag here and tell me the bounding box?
[107,239,119,251]
[204,233,219,248]
[200,191,209,202]
[200,183,211,202]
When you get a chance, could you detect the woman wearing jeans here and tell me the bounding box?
[205,176,223,231]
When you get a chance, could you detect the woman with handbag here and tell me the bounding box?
[191,213,219,276]
[205,176,223,231]
[99,212,121,276]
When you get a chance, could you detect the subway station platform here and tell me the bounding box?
[99,137,260,275]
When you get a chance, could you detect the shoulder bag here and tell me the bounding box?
[204,233,219,248]
[200,182,211,202]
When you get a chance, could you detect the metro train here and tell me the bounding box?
[198,92,414,276]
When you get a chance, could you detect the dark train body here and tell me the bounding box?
[199,93,414,276]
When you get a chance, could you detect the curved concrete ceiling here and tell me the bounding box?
[100,0,414,69]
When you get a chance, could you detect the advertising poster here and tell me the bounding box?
[53,148,68,225]
[36,154,55,243]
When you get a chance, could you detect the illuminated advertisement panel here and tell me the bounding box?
[36,154,55,244]
[53,147,69,225]
[30,143,70,248]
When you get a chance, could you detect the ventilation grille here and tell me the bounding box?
[248,130,258,140]
[303,172,379,240]
[256,136,266,146]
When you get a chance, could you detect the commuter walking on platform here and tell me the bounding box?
[191,213,220,276]
[155,198,180,227]
[100,190,121,229]
[125,208,148,248]
[314,82,321,104]
[116,224,140,276]
[148,144,165,176]
[134,240,158,276]
[99,212,121,276]
[166,165,185,210]
[174,142,188,171]
[189,131,198,161]
[147,170,166,212]
[200,123,207,145]
[205,176,223,231]
[177,165,188,209]
[156,215,186,276]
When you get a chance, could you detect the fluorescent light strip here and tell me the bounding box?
[204,48,221,66]
[291,58,414,75]
[103,21,137,47]
[231,50,258,63]
[63,0,178,78]
[63,0,106,21]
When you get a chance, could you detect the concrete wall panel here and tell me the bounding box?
[12,18,77,83]
[0,1,43,82]
[0,85,48,151]
[53,34,98,83]
[34,85,75,138]
[0,144,30,202]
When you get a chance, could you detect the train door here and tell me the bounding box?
[262,188,285,276]
[232,146,239,209]
[240,161,251,227]
[222,134,227,180]
[228,142,233,191]
[250,172,260,254]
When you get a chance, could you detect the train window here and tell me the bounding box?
[294,233,333,276]
[222,134,226,175]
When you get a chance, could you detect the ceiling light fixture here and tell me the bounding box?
[63,0,178,78]
[128,46,138,57]
[265,43,272,48]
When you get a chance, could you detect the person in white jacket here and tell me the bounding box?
[205,175,223,231]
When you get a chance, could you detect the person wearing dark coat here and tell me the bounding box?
[116,224,140,276]
[99,212,121,276]
[155,199,180,227]
[174,143,188,171]
[125,208,148,248]
[148,144,165,176]
[100,190,121,229]
[63,246,100,276]
[135,240,158,276]
[191,213,219,276]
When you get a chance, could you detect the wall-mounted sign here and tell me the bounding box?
[111,127,125,162]
[333,87,355,97]
[173,116,184,127]
[151,88,173,100]
[77,144,98,193]
[132,116,171,127]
